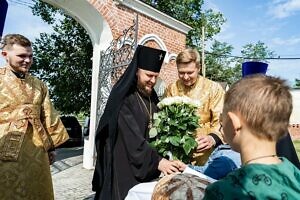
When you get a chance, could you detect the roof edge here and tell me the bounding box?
[115,0,192,34]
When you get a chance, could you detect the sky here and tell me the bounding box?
[0,0,52,65]
[204,0,300,85]
[1,0,300,85]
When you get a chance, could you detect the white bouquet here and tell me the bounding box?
[150,96,200,163]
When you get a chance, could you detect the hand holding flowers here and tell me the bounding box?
[196,135,216,152]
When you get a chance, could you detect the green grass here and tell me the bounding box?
[293,140,300,160]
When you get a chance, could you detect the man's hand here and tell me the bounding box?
[196,135,216,152]
[172,160,187,172]
[158,158,180,175]
[48,151,56,165]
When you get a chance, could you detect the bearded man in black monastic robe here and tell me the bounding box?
[92,45,180,200]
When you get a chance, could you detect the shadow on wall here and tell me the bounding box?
[154,77,166,100]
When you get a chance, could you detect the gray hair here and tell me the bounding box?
[152,173,210,200]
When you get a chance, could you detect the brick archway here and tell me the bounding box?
[42,0,191,169]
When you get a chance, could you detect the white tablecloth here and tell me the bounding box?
[125,181,157,200]
[125,168,216,200]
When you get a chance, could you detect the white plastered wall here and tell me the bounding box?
[42,0,113,169]
[290,90,300,124]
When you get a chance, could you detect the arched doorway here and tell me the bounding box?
[42,0,113,169]
[41,0,191,170]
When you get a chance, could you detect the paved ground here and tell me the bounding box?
[51,147,95,200]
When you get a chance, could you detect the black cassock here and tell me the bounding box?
[93,45,167,200]
[93,90,162,200]
[276,133,300,169]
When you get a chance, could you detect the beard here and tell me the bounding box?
[137,82,153,97]
[8,61,31,74]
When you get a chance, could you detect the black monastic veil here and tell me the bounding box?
[92,45,166,200]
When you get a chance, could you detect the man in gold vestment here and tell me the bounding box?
[164,49,224,165]
[0,34,69,199]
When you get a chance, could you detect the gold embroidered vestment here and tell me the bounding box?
[164,75,225,165]
[0,67,69,200]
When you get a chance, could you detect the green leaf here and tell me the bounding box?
[178,124,187,130]
[168,105,175,113]
[183,143,192,156]
[149,96,203,162]
[165,137,170,143]
[149,141,156,148]
[162,126,170,132]
[169,136,180,146]
[149,128,158,138]
[153,113,159,120]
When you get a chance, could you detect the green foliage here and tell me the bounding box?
[141,0,241,85]
[31,0,60,24]
[30,1,92,115]
[205,40,275,85]
[294,79,300,89]
[205,40,241,84]
[150,98,199,163]
[141,0,226,47]
[30,0,277,115]
[141,1,277,84]
[241,41,276,63]
[293,140,300,159]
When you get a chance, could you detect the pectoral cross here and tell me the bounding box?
[148,117,153,129]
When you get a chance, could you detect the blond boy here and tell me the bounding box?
[204,75,300,199]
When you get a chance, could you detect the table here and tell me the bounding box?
[125,168,216,200]
[125,181,157,200]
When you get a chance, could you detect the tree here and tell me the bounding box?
[204,40,241,85]
[294,79,300,88]
[142,0,243,84]
[30,0,225,114]
[31,1,93,115]
[141,0,226,47]
[142,0,249,85]
[144,1,279,84]
[241,41,276,62]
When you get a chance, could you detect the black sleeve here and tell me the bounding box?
[118,99,161,181]
[209,133,223,147]
[276,133,300,169]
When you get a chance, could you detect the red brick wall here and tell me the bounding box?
[289,124,300,140]
[88,0,186,85]
[160,59,178,85]
[142,40,178,85]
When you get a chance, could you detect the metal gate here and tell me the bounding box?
[96,16,138,123]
